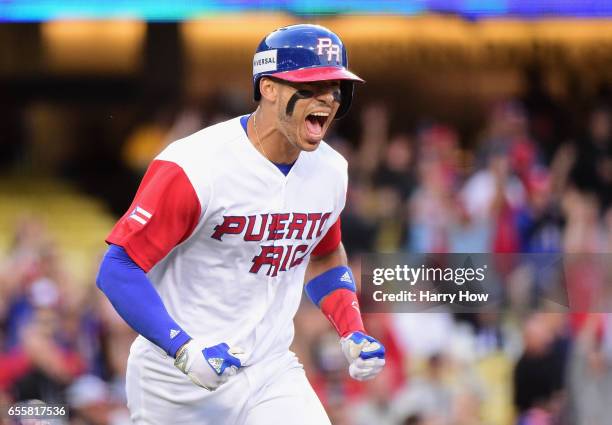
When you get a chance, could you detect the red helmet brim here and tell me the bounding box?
[269,66,364,84]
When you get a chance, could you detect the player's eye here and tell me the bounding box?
[332,88,341,103]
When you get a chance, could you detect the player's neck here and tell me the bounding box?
[248,110,300,164]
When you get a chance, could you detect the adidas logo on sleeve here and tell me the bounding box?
[340,271,352,283]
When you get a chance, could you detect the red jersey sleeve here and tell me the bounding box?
[106,159,201,272]
[311,218,341,257]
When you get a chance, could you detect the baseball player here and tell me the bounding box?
[96,24,385,424]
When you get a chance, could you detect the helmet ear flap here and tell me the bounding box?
[254,76,262,101]
[335,80,354,120]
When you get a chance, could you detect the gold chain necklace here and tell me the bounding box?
[252,109,268,160]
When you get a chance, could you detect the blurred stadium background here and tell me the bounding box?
[1,1,612,424]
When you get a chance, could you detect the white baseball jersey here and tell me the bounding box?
[107,115,347,366]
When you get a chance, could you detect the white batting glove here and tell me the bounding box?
[174,339,246,391]
[341,331,386,381]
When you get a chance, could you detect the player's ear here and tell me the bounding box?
[259,77,279,102]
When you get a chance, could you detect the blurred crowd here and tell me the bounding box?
[294,96,612,424]
[2,86,612,425]
[0,219,134,424]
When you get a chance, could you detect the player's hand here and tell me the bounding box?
[340,331,385,381]
[174,339,246,391]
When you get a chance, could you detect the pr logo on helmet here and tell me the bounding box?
[316,38,341,63]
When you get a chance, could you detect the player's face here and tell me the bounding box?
[275,79,341,151]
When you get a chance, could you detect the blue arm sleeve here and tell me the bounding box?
[96,244,191,357]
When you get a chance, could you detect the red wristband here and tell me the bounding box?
[320,288,365,338]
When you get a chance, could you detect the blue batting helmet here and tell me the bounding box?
[252,24,364,119]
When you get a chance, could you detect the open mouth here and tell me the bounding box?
[305,112,330,139]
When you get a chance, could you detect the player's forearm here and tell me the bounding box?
[305,242,348,281]
[96,244,191,357]
[305,244,365,337]
[306,245,385,381]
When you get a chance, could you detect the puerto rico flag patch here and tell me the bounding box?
[128,206,152,225]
